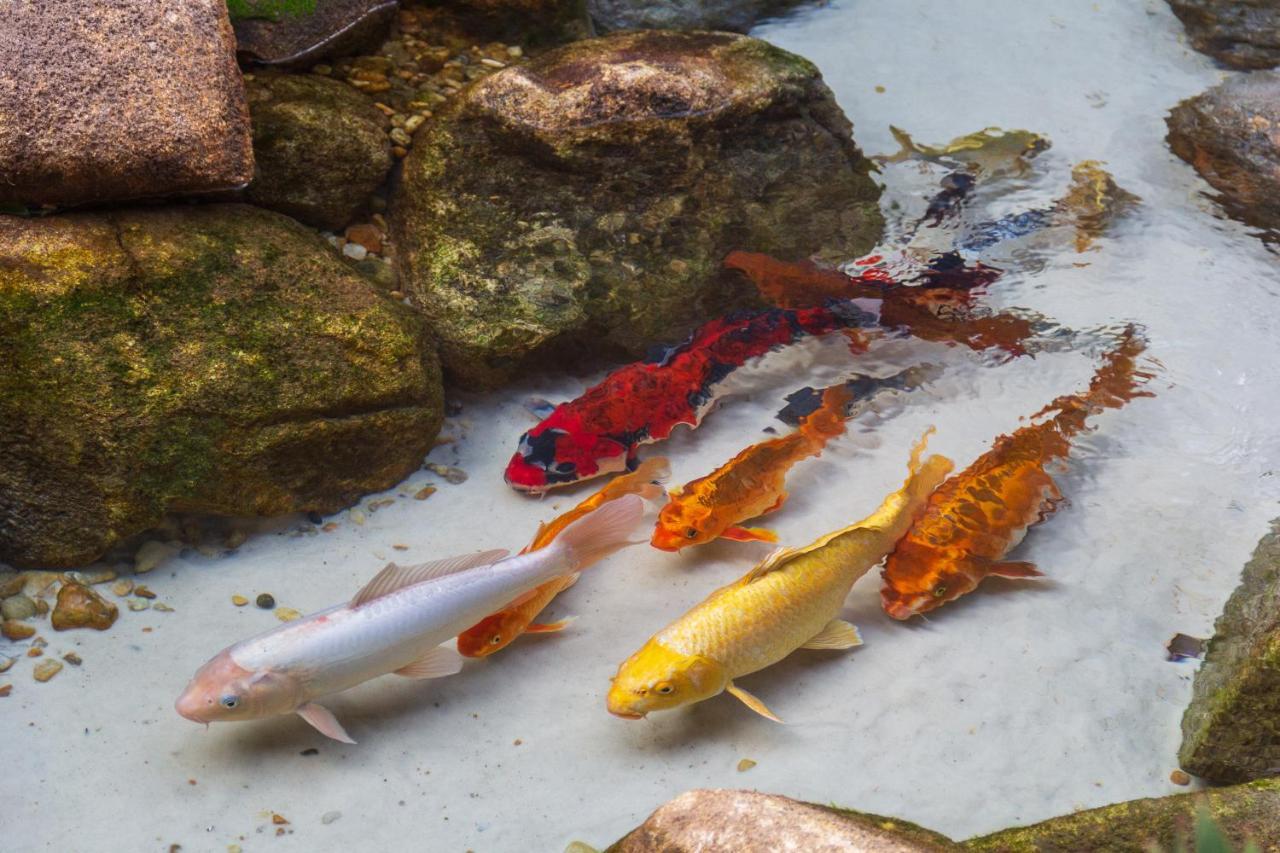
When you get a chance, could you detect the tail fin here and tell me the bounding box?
[1032,325,1155,435]
[797,385,855,449]
[611,457,671,504]
[552,494,647,571]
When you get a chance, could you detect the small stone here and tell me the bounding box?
[154,603,174,613]
[275,607,302,622]
[31,636,46,649]
[112,579,135,597]
[133,585,157,600]
[342,241,368,261]
[307,511,324,524]
[1,594,37,621]
[1,620,35,640]
[0,573,24,598]
[425,463,467,484]
[0,656,14,672]
[0,683,11,697]
[389,127,412,146]
[135,540,178,574]
[229,845,243,853]
[321,811,341,825]
[127,599,150,612]
[1170,769,1192,786]
[63,652,83,666]
[272,813,289,825]
[403,114,425,133]
[33,599,49,616]
[231,595,249,607]
[322,522,339,532]
[345,223,383,255]
[300,748,319,756]
[225,529,248,550]
[414,486,437,500]
[51,582,119,631]
[737,758,757,772]
[33,659,63,682]
[564,844,598,853]
[256,593,276,610]
[392,543,409,551]
[513,738,522,746]
[350,509,366,526]
[77,568,117,585]
[27,647,42,657]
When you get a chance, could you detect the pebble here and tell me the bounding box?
[414,486,437,500]
[133,585,157,600]
[322,522,339,533]
[389,127,412,146]
[425,463,467,484]
[321,811,341,825]
[342,241,368,261]
[256,593,276,609]
[737,758,757,772]
[34,599,49,616]
[1,620,35,640]
[350,509,366,526]
[112,579,135,597]
[33,659,63,682]
[231,595,249,607]
[564,843,599,853]
[20,571,60,598]
[0,683,11,697]
[369,498,396,512]
[1,594,37,621]
[27,647,42,657]
[1170,769,1192,786]
[345,223,383,255]
[403,114,425,133]
[392,543,409,551]
[135,540,178,574]
[75,568,117,585]
[0,656,14,673]
[275,608,302,622]
[154,603,174,613]
[225,529,248,550]
[127,599,150,612]
[63,652,82,666]
[51,582,119,631]
[272,813,290,825]
[0,573,23,598]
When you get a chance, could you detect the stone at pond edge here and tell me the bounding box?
[245,72,394,231]
[0,204,443,569]
[1167,71,1280,236]
[233,0,399,67]
[607,789,960,852]
[392,30,883,387]
[0,1,253,207]
[1179,518,1280,783]
[50,583,119,632]
[965,778,1280,852]
[589,0,814,33]
[1165,0,1280,70]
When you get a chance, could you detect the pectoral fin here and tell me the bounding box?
[726,682,783,723]
[394,643,465,679]
[722,526,779,544]
[525,617,575,634]
[985,560,1044,579]
[297,702,356,744]
[801,619,863,650]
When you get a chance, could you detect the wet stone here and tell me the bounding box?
[1,620,35,641]
[233,0,399,67]
[257,593,277,610]
[0,656,14,673]
[111,580,135,598]
[63,652,82,666]
[232,595,250,607]
[50,583,119,632]
[33,659,63,682]
[1166,0,1280,70]
[1,595,36,621]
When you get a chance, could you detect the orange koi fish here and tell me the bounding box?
[880,329,1154,618]
[651,385,853,550]
[457,458,669,657]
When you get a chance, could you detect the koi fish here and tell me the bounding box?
[877,126,1050,176]
[774,364,940,427]
[651,386,853,550]
[457,458,669,657]
[608,434,954,721]
[504,303,875,493]
[175,495,646,743]
[880,329,1154,619]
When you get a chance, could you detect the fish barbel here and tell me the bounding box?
[608,434,953,722]
[176,495,646,743]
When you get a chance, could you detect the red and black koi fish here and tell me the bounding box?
[504,303,876,493]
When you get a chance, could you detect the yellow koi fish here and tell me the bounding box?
[607,434,953,722]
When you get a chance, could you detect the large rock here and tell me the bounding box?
[1167,72,1280,234]
[1166,0,1280,70]
[608,790,960,852]
[0,205,442,570]
[232,0,399,67]
[0,1,253,207]
[392,30,883,387]
[589,0,812,33]
[965,779,1280,852]
[1179,519,1280,782]
[245,72,393,230]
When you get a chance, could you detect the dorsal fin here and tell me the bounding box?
[351,548,508,607]
[737,545,804,585]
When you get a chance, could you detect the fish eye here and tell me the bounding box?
[655,683,674,695]
[490,634,503,645]
[932,583,948,597]
[220,695,239,709]
[685,528,698,539]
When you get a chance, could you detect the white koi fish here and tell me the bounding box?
[176,494,646,743]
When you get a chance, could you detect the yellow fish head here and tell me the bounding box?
[606,641,727,719]
[650,500,716,551]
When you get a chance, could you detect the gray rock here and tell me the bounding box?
[233,0,399,67]
[0,1,253,207]
[589,0,814,33]
[391,30,882,387]
[0,595,36,621]
[1166,0,1280,70]
[245,72,393,230]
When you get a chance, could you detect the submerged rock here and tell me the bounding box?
[1179,519,1280,783]
[966,778,1280,852]
[1166,0,1280,70]
[588,0,813,33]
[233,0,399,67]
[392,30,882,386]
[245,72,393,230]
[1167,72,1280,235]
[0,2,252,207]
[0,205,443,569]
[608,789,959,852]
[51,583,119,632]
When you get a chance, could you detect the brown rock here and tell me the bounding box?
[608,790,959,852]
[1167,72,1280,235]
[1166,0,1280,70]
[345,223,384,255]
[32,659,63,682]
[0,1,253,206]
[1,620,35,641]
[233,0,399,67]
[51,582,119,631]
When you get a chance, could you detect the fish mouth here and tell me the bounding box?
[608,709,645,720]
[175,692,210,723]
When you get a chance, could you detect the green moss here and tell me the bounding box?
[227,0,316,22]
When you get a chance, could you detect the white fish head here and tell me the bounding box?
[175,650,303,724]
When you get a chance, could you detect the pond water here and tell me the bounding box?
[10,1,1280,851]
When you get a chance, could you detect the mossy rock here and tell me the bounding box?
[245,71,393,230]
[964,778,1280,852]
[391,30,883,387]
[1179,519,1280,782]
[0,204,442,569]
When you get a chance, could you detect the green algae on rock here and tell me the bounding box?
[245,72,394,231]
[391,30,883,387]
[0,205,442,569]
[1179,519,1280,783]
[964,778,1280,852]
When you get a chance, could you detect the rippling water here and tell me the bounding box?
[12,1,1280,850]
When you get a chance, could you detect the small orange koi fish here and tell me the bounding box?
[880,328,1154,618]
[457,458,669,657]
[651,385,854,551]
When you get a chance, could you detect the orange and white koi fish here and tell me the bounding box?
[880,329,1154,619]
[175,496,646,744]
[457,458,669,657]
[651,386,854,550]
[608,434,953,721]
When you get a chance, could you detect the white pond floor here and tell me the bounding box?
[6,1,1280,851]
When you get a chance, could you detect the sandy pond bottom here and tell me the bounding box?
[8,1,1280,851]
